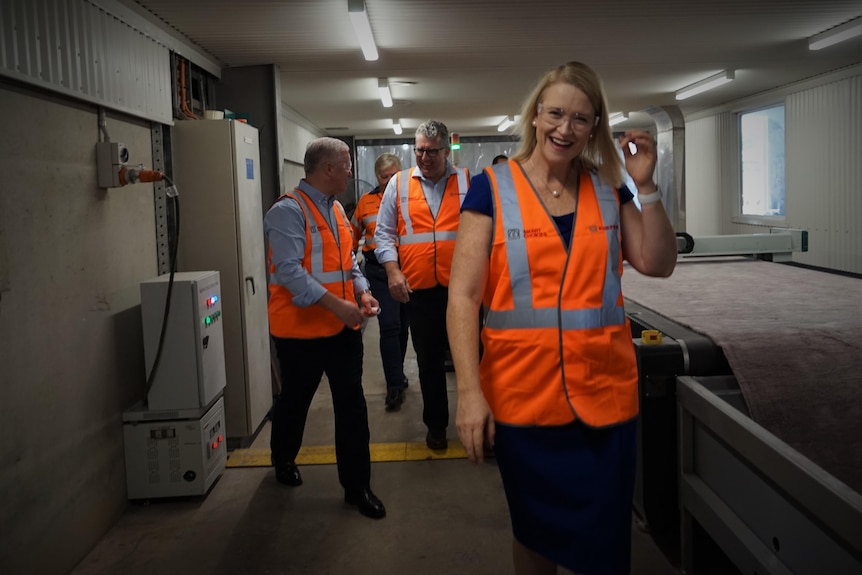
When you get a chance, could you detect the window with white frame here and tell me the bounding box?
[740,105,785,217]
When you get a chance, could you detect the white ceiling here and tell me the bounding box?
[130,0,862,138]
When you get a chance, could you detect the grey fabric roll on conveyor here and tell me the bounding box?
[623,256,862,492]
[622,256,862,573]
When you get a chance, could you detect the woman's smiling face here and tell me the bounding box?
[534,82,597,165]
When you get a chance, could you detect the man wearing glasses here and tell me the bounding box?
[374,120,470,450]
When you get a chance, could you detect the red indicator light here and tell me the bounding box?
[218,435,223,442]
[212,441,218,449]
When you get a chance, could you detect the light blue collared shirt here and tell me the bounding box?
[374,164,460,264]
[264,179,369,307]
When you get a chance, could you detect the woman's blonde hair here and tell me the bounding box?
[511,61,624,188]
[374,153,402,177]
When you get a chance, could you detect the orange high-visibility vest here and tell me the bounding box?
[395,167,469,289]
[267,189,356,339]
[480,163,638,427]
[350,189,382,254]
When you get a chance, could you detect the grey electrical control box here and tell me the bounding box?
[122,396,226,499]
[140,271,227,411]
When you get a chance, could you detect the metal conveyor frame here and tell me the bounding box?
[677,375,862,574]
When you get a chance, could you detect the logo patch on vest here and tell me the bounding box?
[506,228,521,240]
[524,227,549,238]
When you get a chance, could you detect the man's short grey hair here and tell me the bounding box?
[415,120,450,148]
[304,137,349,174]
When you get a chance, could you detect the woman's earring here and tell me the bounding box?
[531,120,536,126]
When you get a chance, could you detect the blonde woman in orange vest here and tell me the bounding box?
[447,62,677,573]
[350,153,411,412]
[374,120,470,450]
[265,137,386,519]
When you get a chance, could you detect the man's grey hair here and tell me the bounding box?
[304,137,349,174]
[415,120,450,148]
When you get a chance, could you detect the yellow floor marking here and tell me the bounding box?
[226,440,468,468]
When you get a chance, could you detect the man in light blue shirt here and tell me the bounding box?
[374,121,469,451]
[265,137,385,519]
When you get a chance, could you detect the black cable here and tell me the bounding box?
[143,175,180,406]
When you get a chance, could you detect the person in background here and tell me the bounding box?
[374,120,470,450]
[447,62,677,573]
[265,137,386,520]
[492,154,509,165]
[350,153,411,411]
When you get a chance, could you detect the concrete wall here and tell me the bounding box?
[0,80,159,574]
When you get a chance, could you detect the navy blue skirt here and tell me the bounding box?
[493,418,638,575]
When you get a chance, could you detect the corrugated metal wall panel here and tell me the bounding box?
[786,75,862,273]
[0,0,172,124]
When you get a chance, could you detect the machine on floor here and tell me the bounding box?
[122,270,228,499]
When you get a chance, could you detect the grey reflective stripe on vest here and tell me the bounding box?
[484,164,625,331]
[399,231,458,245]
[398,168,467,244]
[397,171,415,236]
[593,175,624,317]
[291,192,348,285]
[362,214,376,227]
[456,169,468,197]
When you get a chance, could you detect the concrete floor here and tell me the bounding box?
[71,319,683,575]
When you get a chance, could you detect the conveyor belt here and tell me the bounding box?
[622,256,862,494]
[625,300,737,533]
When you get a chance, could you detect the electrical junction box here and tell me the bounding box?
[122,396,226,499]
[140,271,226,411]
[96,141,129,188]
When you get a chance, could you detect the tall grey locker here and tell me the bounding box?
[171,119,271,441]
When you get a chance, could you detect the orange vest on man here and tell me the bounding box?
[267,189,355,339]
[395,167,469,289]
[480,163,638,427]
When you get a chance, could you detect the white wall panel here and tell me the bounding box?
[689,68,862,274]
[785,75,862,273]
[685,116,723,235]
[0,0,172,123]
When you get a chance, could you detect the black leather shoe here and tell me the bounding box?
[384,388,405,412]
[274,460,302,487]
[425,429,448,451]
[345,488,386,519]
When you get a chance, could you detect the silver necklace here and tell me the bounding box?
[529,158,568,198]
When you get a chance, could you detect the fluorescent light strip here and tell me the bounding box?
[392,119,402,135]
[609,112,628,126]
[809,16,862,50]
[497,116,514,132]
[675,70,734,101]
[348,0,379,61]
[378,78,393,108]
